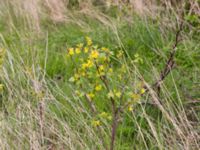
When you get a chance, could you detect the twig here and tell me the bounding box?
[94,61,118,150]
[110,110,119,150]
[149,21,184,96]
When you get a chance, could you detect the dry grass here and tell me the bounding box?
[0,0,199,149]
[0,0,174,31]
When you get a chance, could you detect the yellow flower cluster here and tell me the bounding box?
[126,84,146,111]
[67,43,84,56]
[86,36,92,46]
[67,36,114,86]
[68,48,74,56]
[82,60,93,69]
[128,105,133,112]
[66,36,146,126]
[107,90,121,99]
[95,84,102,91]
[91,120,100,127]
[89,50,99,59]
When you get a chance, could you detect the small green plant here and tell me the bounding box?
[66,37,145,150]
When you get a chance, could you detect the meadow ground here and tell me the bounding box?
[0,1,200,149]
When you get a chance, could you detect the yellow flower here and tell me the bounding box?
[115,91,121,98]
[88,93,95,99]
[68,48,74,56]
[91,120,100,127]
[75,48,81,54]
[90,50,99,59]
[128,105,133,111]
[140,88,146,94]
[97,65,105,76]
[86,36,92,46]
[87,60,93,67]
[99,65,104,72]
[95,84,102,91]
[84,47,89,53]
[109,68,113,73]
[82,60,93,69]
[82,63,87,70]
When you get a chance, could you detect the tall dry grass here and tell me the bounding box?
[1,0,190,32]
[0,0,200,149]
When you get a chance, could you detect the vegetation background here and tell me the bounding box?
[0,0,200,149]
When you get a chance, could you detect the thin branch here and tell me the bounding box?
[140,20,184,96]
[94,61,118,150]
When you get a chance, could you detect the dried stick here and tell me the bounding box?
[153,21,183,95]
